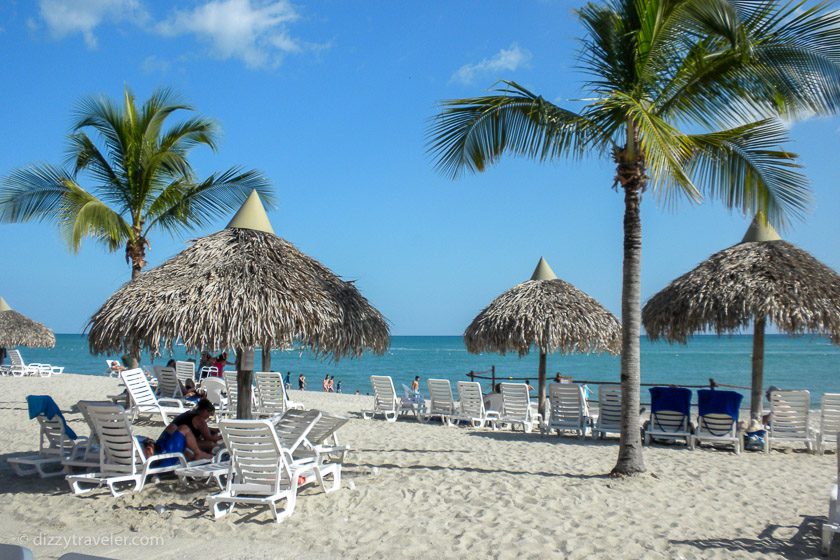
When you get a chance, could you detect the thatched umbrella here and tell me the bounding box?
[0,297,56,350]
[465,257,622,414]
[643,215,840,420]
[87,190,390,417]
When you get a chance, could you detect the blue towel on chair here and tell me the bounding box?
[26,395,77,440]
[698,389,743,421]
[649,387,692,415]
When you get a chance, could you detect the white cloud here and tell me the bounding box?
[451,43,532,85]
[156,0,303,69]
[38,0,147,48]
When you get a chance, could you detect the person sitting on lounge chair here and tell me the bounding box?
[157,399,221,461]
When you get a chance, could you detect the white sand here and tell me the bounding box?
[0,374,833,559]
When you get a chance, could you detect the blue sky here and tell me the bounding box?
[0,0,838,336]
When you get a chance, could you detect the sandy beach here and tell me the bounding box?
[0,373,834,560]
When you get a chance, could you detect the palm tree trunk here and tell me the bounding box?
[236,347,255,419]
[750,317,766,420]
[537,351,547,417]
[126,236,146,368]
[611,159,646,476]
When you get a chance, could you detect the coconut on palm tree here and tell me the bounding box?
[0,87,273,280]
[428,1,840,475]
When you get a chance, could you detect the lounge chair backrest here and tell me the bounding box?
[175,361,195,385]
[272,409,321,452]
[696,389,742,436]
[156,367,183,399]
[306,413,349,445]
[219,419,292,496]
[596,385,622,432]
[76,400,111,451]
[120,368,158,408]
[255,371,290,416]
[548,383,588,422]
[770,390,811,438]
[370,376,398,410]
[86,403,143,475]
[36,415,74,456]
[223,370,239,411]
[821,394,840,440]
[428,379,456,414]
[500,383,531,419]
[9,349,23,367]
[457,381,485,418]
[649,387,692,434]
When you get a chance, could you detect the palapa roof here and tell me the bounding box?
[0,297,56,348]
[464,257,621,356]
[643,217,840,344]
[87,191,389,358]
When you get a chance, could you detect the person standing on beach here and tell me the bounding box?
[298,373,306,390]
[322,374,329,392]
[336,379,342,393]
[411,376,420,392]
[284,371,291,390]
[327,376,335,392]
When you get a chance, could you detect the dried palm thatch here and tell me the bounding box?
[87,228,389,358]
[0,297,55,348]
[465,278,622,357]
[642,240,840,344]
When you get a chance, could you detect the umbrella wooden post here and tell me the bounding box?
[237,347,255,419]
[261,347,271,372]
[750,317,766,420]
[538,351,547,417]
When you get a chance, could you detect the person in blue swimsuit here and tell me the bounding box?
[156,399,220,461]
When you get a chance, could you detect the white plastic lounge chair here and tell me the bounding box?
[692,389,743,454]
[61,400,109,472]
[155,367,186,400]
[425,379,459,426]
[645,387,693,447]
[254,371,304,418]
[272,408,350,464]
[823,433,840,555]
[120,368,188,424]
[300,411,350,464]
[456,381,498,429]
[65,403,196,497]
[9,398,83,477]
[593,385,622,439]
[545,383,592,438]
[2,350,40,377]
[207,418,340,523]
[362,376,401,422]
[816,393,840,455]
[766,389,814,453]
[223,370,239,415]
[499,383,542,433]
[175,360,196,385]
[105,360,123,378]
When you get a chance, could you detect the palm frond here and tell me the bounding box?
[144,168,273,235]
[685,118,809,227]
[58,183,130,252]
[0,165,73,222]
[427,81,607,179]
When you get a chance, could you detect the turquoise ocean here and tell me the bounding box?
[14,334,840,402]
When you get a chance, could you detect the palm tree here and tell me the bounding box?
[428,0,840,475]
[0,87,274,280]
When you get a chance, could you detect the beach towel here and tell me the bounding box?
[697,389,743,420]
[26,395,77,440]
[649,387,692,415]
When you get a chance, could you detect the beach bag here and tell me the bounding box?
[744,430,766,451]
